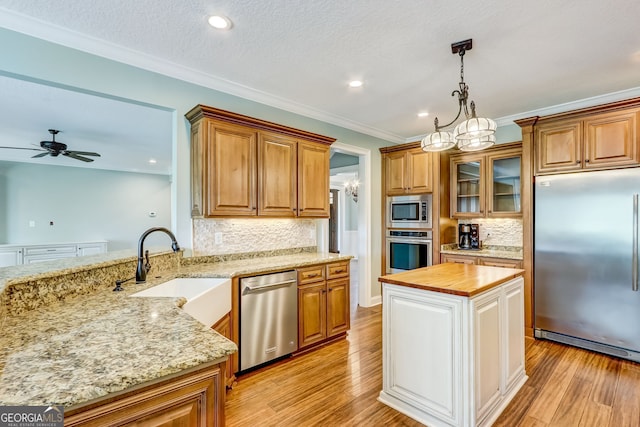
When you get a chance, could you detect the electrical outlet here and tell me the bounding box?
[28,220,35,228]
[214,232,223,244]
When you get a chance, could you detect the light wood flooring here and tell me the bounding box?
[225,305,640,426]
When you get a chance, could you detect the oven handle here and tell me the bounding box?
[387,238,432,244]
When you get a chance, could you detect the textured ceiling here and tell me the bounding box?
[0,0,639,150]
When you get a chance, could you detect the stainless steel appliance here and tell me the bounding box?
[387,194,432,229]
[535,168,640,361]
[386,230,432,274]
[240,270,298,371]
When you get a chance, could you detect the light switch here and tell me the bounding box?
[28,220,35,228]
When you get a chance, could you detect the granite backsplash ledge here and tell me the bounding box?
[1,251,181,317]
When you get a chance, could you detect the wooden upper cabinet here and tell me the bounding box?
[298,141,330,217]
[384,148,433,196]
[584,109,639,169]
[186,105,335,218]
[207,121,257,216]
[535,107,640,175]
[258,132,297,217]
[535,120,582,174]
[450,143,522,219]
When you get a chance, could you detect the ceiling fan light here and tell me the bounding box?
[457,134,496,151]
[453,116,497,140]
[421,131,457,152]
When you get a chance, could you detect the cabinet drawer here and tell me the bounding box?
[478,257,523,269]
[24,245,77,256]
[441,254,478,265]
[326,261,349,279]
[297,265,325,284]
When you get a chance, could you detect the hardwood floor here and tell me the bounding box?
[225,305,640,426]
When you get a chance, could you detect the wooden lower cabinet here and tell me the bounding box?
[212,312,236,388]
[297,261,350,350]
[64,362,225,427]
[441,253,523,269]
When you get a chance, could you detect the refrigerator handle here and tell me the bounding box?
[634,194,639,292]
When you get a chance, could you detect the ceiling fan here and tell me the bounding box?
[0,129,101,162]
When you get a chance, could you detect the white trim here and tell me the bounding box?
[329,142,374,308]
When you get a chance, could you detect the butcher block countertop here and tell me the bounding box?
[379,263,524,297]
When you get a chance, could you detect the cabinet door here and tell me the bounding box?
[258,132,297,217]
[384,151,408,196]
[441,254,478,265]
[479,257,522,269]
[212,312,235,387]
[451,154,485,218]
[207,121,257,216]
[535,120,582,174]
[327,278,350,337]
[77,242,107,257]
[502,278,525,393]
[584,109,640,169]
[0,247,22,267]
[487,150,521,217]
[298,282,327,348]
[472,288,502,421]
[406,149,433,194]
[297,141,330,217]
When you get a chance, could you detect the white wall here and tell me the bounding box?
[0,161,171,250]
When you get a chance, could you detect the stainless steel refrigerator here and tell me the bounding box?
[535,168,640,362]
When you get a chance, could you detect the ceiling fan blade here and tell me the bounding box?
[32,152,50,158]
[0,146,46,151]
[66,150,101,157]
[63,152,94,162]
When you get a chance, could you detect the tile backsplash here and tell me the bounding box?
[192,218,317,255]
[458,218,523,247]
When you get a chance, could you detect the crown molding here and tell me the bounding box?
[0,8,404,144]
[2,8,639,147]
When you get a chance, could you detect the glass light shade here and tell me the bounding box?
[421,131,456,152]
[453,116,497,140]
[457,134,496,151]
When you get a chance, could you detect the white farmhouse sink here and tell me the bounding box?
[131,277,231,328]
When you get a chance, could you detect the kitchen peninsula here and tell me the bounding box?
[378,263,526,427]
[0,248,352,425]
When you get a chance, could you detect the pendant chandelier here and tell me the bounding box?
[421,39,496,152]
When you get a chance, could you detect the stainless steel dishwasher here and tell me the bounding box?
[239,270,298,371]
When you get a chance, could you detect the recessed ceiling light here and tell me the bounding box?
[418,112,429,117]
[348,80,363,88]
[148,158,157,164]
[208,15,233,30]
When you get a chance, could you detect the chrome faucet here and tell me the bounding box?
[136,227,180,283]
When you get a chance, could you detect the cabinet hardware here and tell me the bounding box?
[585,159,590,163]
[576,160,581,163]
[334,269,344,273]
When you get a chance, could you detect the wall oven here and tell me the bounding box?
[387,194,432,229]
[386,230,433,274]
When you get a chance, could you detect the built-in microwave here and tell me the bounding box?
[387,194,432,229]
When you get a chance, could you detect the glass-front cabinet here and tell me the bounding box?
[488,150,521,217]
[451,154,485,217]
[450,144,522,219]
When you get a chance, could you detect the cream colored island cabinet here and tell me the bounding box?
[378,263,526,427]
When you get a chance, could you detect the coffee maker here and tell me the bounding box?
[458,224,472,249]
[458,223,480,250]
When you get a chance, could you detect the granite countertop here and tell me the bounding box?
[379,263,524,297]
[0,250,353,408]
[440,244,523,260]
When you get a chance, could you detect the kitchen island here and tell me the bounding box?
[378,263,526,427]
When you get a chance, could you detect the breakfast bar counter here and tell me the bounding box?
[378,263,526,427]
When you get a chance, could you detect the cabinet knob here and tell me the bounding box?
[328,288,333,291]
[576,160,580,164]
[585,159,590,163]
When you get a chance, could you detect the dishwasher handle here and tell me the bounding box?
[243,278,297,293]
